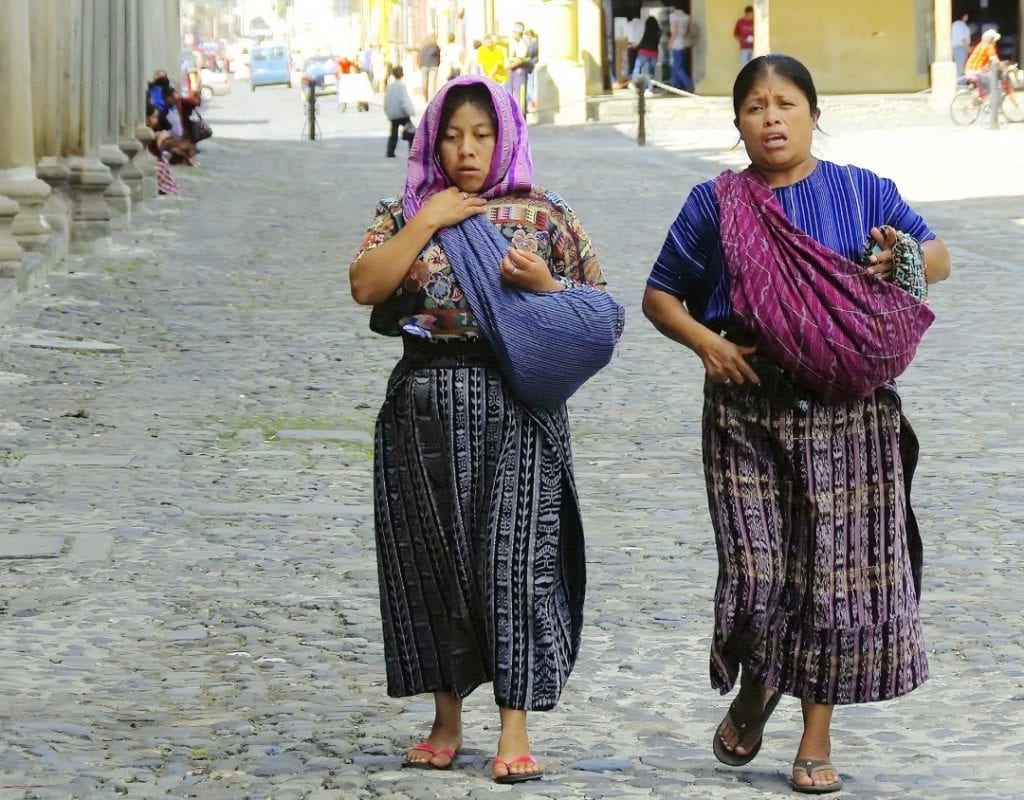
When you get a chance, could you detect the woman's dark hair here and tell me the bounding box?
[145,102,170,131]
[435,83,499,152]
[732,54,819,121]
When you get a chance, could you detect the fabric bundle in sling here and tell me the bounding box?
[714,168,934,403]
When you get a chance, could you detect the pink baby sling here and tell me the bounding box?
[714,168,935,403]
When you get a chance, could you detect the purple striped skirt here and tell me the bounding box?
[702,375,928,705]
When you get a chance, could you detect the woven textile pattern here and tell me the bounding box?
[374,346,584,709]
[703,382,929,704]
[714,169,935,402]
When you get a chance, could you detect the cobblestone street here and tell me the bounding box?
[1,84,1023,799]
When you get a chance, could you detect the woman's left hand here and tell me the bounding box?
[500,248,563,293]
[864,226,899,280]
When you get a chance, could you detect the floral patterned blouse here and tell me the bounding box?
[353,188,606,340]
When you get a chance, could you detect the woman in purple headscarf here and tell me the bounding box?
[643,56,950,793]
[349,76,609,784]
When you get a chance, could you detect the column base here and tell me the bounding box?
[68,157,113,255]
[0,170,53,255]
[930,61,958,110]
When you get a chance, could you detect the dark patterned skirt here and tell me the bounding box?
[702,364,928,705]
[373,337,585,711]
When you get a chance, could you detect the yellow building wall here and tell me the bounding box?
[699,0,930,96]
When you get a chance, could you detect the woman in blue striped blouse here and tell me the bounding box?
[642,55,950,794]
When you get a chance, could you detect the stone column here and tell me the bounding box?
[531,0,588,125]
[119,0,144,203]
[134,127,158,199]
[119,139,144,204]
[0,196,27,295]
[37,158,71,260]
[68,0,114,254]
[68,158,114,255]
[98,0,132,226]
[753,0,770,57]
[930,0,957,109]
[0,0,53,256]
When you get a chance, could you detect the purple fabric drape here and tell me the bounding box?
[714,168,935,403]
[402,76,533,218]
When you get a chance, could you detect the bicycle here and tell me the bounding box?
[950,63,1024,125]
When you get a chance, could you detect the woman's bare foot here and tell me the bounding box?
[405,691,463,768]
[492,708,543,781]
[717,677,775,757]
[791,700,840,790]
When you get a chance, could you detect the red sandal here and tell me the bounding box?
[492,754,544,784]
[403,740,458,770]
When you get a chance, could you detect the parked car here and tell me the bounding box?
[198,68,231,100]
[250,43,292,90]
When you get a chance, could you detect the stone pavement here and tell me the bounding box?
[1,83,1023,800]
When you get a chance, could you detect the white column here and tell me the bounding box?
[68,0,114,254]
[0,0,53,255]
[753,0,770,57]
[37,158,71,260]
[0,195,27,293]
[930,0,956,109]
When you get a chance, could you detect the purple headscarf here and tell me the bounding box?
[402,76,533,219]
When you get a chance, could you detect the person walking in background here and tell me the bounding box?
[951,10,971,78]
[383,65,416,158]
[476,35,508,85]
[631,15,662,88]
[507,22,530,110]
[463,38,483,76]
[525,30,539,111]
[734,6,755,67]
[417,33,442,101]
[668,2,694,92]
[642,54,949,794]
[349,75,621,785]
[439,32,462,83]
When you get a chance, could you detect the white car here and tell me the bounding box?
[199,68,231,100]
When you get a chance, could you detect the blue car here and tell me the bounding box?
[250,44,292,90]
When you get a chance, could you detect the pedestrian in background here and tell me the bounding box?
[439,32,462,83]
[476,35,508,85]
[463,38,483,76]
[668,2,694,92]
[349,75,620,785]
[507,22,530,110]
[642,54,950,794]
[383,65,416,158]
[951,10,971,78]
[525,29,539,111]
[417,32,441,101]
[734,6,755,67]
[631,15,661,88]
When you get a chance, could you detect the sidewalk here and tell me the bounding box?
[1,85,1022,798]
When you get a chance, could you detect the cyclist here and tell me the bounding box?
[963,29,1005,89]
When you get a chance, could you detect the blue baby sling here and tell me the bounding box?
[437,214,623,409]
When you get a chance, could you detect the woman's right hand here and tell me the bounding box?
[695,331,760,386]
[418,187,487,231]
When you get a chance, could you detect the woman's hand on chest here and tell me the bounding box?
[500,247,564,293]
